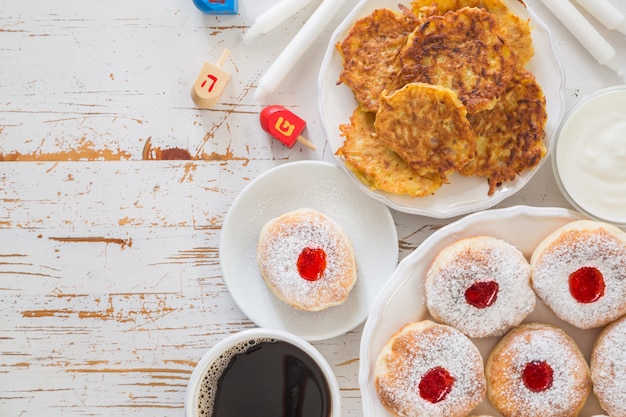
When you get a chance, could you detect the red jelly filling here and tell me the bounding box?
[522,360,554,392]
[464,280,499,309]
[296,247,326,281]
[418,366,455,403]
[569,266,605,303]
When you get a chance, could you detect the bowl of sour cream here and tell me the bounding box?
[553,86,626,227]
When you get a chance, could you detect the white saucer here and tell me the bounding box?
[219,160,399,341]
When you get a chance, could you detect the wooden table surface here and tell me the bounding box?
[1,0,625,415]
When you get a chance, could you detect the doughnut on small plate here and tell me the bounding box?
[318,0,564,218]
[220,160,398,341]
[359,206,609,416]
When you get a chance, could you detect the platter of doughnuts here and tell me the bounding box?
[359,205,626,416]
[318,0,564,218]
[219,160,398,341]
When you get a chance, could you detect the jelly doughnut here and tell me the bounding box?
[531,219,626,329]
[486,322,591,417]
[591,315,626,417]
[256,208,357,311]
[425,235,535,338]
[374,320,486,417]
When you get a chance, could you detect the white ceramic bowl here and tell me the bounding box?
[318,0,564,218]
[185,328,342,417]
[552,85,626,227]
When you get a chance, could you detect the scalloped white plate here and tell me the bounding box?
[219,160,398,341]
[318,0,565,218]
[358,205,611,416]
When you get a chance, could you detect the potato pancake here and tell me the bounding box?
[336,7,418,112]
[410,0,534,67]
[400,7,517,113]
[499,10,534,68]
[461,70,547,194]
[410,0,509,15]
[336,108,444,197]
[374,82,476,179]
[411,0,535,68]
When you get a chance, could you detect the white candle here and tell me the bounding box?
[244,0,319,41]
[572,0,626,35]
[254,0,350,100]
[539,0,621,74]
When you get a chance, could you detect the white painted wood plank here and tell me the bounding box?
[1,0,625,416]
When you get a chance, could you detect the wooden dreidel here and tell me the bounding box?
[191,48,231,109]
[260,105,316,150]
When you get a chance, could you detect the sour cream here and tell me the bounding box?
[553,86,626,226]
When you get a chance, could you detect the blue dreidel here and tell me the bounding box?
[192,0,238,15]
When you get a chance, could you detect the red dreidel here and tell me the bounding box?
[260,105,316,150]
[191,48,231,109]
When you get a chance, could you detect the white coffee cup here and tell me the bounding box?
[185,327,342,417]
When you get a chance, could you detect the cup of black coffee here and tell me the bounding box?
[185,328,342,417]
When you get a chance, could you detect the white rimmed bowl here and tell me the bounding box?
[552,85,626,227]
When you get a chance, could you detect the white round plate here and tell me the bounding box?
[219,160,399,341]
[318,0,565,218]
[358,205,611,416]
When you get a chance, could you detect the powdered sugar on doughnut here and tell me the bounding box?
[531,220,626,329]
[257,208,357,311]
[425,236,535,338]
[486,323,591,416]
[375,321,485,417]
[591,315,626,416]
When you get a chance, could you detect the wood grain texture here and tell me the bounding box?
[1,0,625,416]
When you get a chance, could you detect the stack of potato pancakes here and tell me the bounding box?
[335,0,547,197]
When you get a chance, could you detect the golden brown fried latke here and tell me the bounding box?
[336,7,418,113]
[499,11,534,68]
[336,108,444,197]
[461,70,547,194]
[374,82,476,179]
[410,0,534,68]
[411,0,509,15]
[400,7,518,113]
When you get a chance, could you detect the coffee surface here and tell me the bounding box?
[198,339,331,417]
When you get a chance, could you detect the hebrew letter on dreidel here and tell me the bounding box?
[275,117,296,137]
[201,74,218,93]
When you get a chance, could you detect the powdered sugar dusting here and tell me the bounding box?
[425,236,535,338]
[591,315,626,416]
[257,208,356,311]
[375,321,485,417]
[531,227,626,328]
[487,323,590,416]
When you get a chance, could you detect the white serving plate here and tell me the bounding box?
[318,0,565,218]
[219,160,399,341]
[359,205,609,416]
